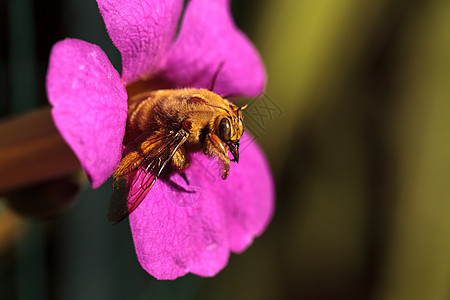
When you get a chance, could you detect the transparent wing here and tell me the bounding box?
[108,129,189,223]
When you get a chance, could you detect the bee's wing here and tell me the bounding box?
[108,129,189,223]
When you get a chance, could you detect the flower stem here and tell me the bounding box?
[0,107,80,194]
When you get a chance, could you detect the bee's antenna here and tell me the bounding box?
[209,61,225,92]
[237,104,248,112]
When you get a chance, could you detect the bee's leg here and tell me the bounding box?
[171,146,189,171]
[203,133,230,179]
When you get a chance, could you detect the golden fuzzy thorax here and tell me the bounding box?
[117,88,244,180]
[109,88,246,222]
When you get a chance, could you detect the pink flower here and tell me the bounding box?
[47,0,274,279]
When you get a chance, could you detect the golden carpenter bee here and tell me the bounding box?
[108,88,247,223]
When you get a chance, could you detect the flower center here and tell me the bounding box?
[125,76,174,101]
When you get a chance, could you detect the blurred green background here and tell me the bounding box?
[1,0,450,299]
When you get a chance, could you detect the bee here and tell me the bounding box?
[108,88,247,223]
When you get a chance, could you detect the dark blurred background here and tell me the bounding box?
[1,0,450,299]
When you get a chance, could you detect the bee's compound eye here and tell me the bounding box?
[219,118,231,142]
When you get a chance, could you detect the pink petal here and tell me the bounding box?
[129,133,274,279]
[218,135,274,252]
[195,133,275,252]
[96,0,183,84]
[162,0,266,97]
[46,39,128,188]
[129,166,230,280]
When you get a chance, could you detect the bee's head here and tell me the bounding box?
[216,104,247,163]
